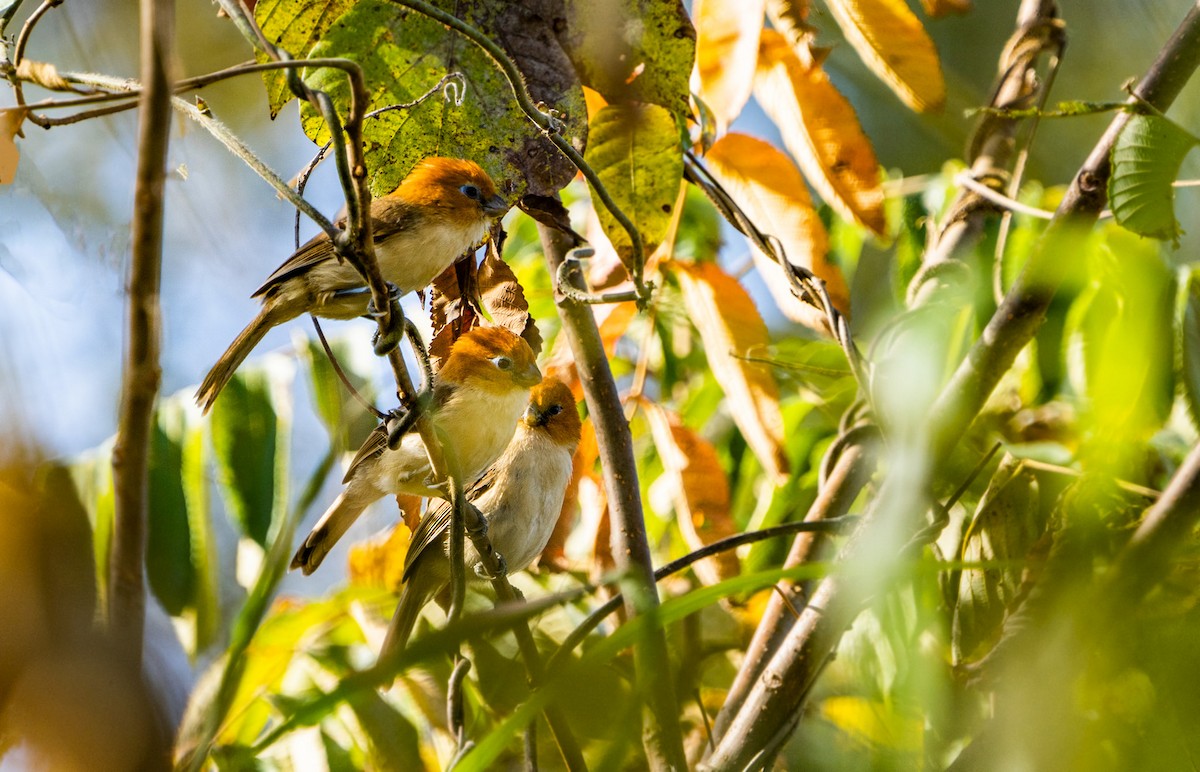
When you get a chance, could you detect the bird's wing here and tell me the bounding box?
[400,453,501,582]
[252,230,337,298]
[368,196,421,244]
[342,422,389,484]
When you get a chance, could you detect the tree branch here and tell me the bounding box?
[108,0,173,669]
[540,222,687,771]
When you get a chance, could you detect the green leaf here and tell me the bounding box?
[584,103,683,267]
[1109,113,1199,243]
[952,455,1042,663]
[1179,266,1200,432]
[66,441,115,611]
[210,365,293,547]
[147,403,196,617]
[561,0,696,117]
[300,335,377,454]
[300,0,585,197]
[254,0,357,117]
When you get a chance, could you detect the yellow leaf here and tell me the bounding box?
[674,261,790,484]
[705,132,849,330]
[920,0,972,18]
[755,30,886,235]
[825,0,945,112]
[0,107,27,185]
[820,695,924,752]
[584,103,684,270]
[347,518,415,592]
[642,400,738,585]
[692,0,766,130]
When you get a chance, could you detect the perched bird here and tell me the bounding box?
[290,326,542,575]
[196,157,508,413]
[380,377,582,657]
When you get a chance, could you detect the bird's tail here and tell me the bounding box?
[290,487,372,575]
[196,303,289,414]
[380,572,438,660]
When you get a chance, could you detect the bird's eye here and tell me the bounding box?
[460,184,481,200]
[492,355,513,371]
[546,404,564,417]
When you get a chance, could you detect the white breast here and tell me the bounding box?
[375,218,490,294]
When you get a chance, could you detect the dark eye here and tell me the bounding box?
[492,355,513,370]
[460,184,481,201]
[546,404,564,417]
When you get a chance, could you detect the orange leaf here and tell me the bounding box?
[674,261,790,484]
[765,0,814,47]
[825,0,945,112]
[642,400,738,584]
[705,132,848,329]
[920,0,972,18]
[692,0,765,131]
[347,523,413,592]
[0,107,27,185]
[755,30,886,235]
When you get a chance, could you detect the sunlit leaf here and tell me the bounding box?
[1179,267,1200,432]
[347,522,412,592]
[819,695,924,753]
[584,103,684,269]
[692,0,765,130]
[765,0,814,47]
[704,132,849,328]
[642,400,739,584]
[254,0,356,117]
[674,261,790,484]
[824,0,945,112]
[300,333,377,455]
[920,0,972,17]
[561,0,696,117]
[755,30,886,235]
[302,0,585,197]
[953,455,1042,663]
[210,362,294,547]
[0,106,26,184]
[1110,114,1199,243]
[479,245,542,356]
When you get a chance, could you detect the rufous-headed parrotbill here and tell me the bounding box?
[380,376,582,657]
[290,326,542,576]
[196,157,508,413]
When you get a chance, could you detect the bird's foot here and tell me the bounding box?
[473,553,506,580]
[367,284,405,356]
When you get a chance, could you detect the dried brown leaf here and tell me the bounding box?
[478,244,542,356]
[755,30,886,235]
[643,401,738,584]
[674,261,790,484]
[705,132,848,329]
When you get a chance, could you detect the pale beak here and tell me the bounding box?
[483,193,509,217]
[517,362,542,389]
[523,403,543,428]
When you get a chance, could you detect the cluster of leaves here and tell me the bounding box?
[11,0,1200,768]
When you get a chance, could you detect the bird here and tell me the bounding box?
[379,376,582,657]
[196,157,508,413]
[290,326,542,575]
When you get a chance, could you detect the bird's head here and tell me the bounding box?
[523,377,582,448]
[396,157,509,221]
[439,326,541,393]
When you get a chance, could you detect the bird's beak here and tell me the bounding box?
[483,193,509,217]
[517,362,542,389]
[523,403,543,428]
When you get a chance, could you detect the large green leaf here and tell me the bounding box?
[301,335,377,454]
[147,403,195,616]
[584,103,683,268]
[560,0,695,117]
[1109,113,1199,243]
[254,0,357,117]
[210,365,293,547]
[1179,266,1200,432]
[300,0,585,197]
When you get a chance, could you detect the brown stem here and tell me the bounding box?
[539,222,687,771]
[711,437,875,740]
[109,0,173,666]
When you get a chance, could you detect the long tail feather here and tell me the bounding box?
[290,487,373,575]
[195,303,288,414]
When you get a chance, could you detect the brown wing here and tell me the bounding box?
[342,422,389,484]
[251,198,419,298]
[400,453,502,582]
[252,230,336,298]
